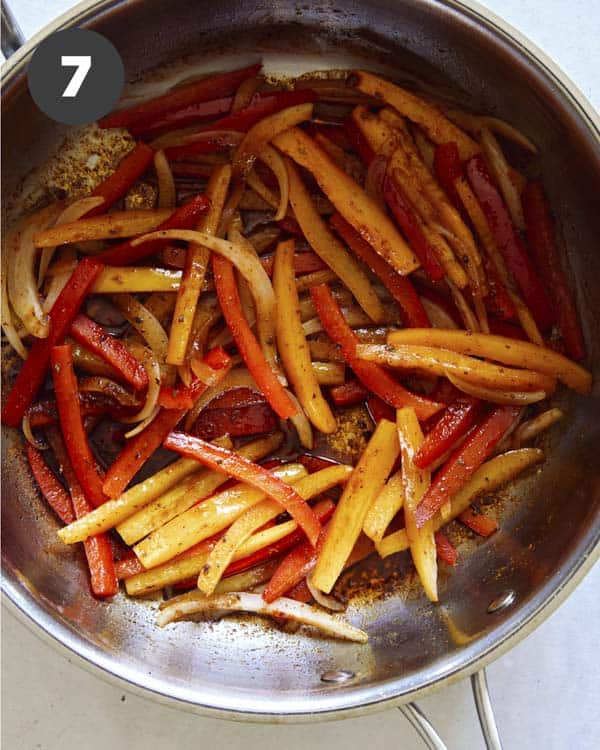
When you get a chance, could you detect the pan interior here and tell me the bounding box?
[2,0,599,717]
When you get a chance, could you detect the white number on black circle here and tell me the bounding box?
[61,55,92,97]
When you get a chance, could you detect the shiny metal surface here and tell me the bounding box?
[0,0,24,58]
[471,670,503,750]
[2,0,599,722]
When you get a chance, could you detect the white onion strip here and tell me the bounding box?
[154,150,176,209]
[42,252,78,314]
[306,576,346,612]
[119,342,161,424]
[156,591,368,643]
[480,127,525,230]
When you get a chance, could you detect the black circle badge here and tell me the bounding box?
[28,29,125,125]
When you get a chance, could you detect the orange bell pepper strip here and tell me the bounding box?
[50,344,107,509]
[97,193,210,266]
[434,531,457,566]
[459,508,498,537]
[48,429,118,597]
[329,212,430,328]
[413,396,483,469]
[522,181,585,360]
[26,444,76,525]
[162,431,322,546]
[70,314,148,391]
[212,253,297,419]
[329,380,370,407]
[415,405,521,527]
[102,347,231,499]
[98,63,262,130]
[2,257,104,428]
[309,284,443,420]
[85,143,155,217]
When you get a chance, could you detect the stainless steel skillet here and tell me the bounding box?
[2,1,599,747]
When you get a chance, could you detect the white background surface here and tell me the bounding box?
[2,1,599,748]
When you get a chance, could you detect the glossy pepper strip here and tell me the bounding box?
[97,193,210,266]
[310,284,442,420]
[383,176,445,282]
[262,520,331,602]
[330,213,430,328]
[48,429,118,597]
[415,405,521,527]
[85,143,155,217]
[212,253,297,419]
[26,444,75,525]
[102,347,231,499]
[413,396,483,469]
[432,142,470,221]
[329,380,370,407]
[465,155,554,331]
[522,182,585,360]
[99,63,262,130]
[70,314,148,391]
[163,89,317,160]
[129,96,233,137]
[434,531,457,566]
[459,508,498,537]
[224,500,335,577]
[26,395,110,430]
[50,345,107,508]
[163,431,322,546]
[2,258,104,428]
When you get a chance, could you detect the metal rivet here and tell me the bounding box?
[321,669,356,683]
[487,590,516,613]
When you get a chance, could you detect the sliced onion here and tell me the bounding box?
[231,75,262,113]
[306,576,346,612]
[285,390,313,449]
[119,342,161,424]
[246,169,280,211]
[183,367,257,431]
[444,106,538,153]
[258,144,289,221]
[446,280,479,332]
[22,414,49,450]
[42,251,78,314]
[156,591,368,642]
[1,244,28,358]
[153,150,176,209]
[446,371,547,405]
[7,203,64,338]
[480,127,525,230]
[302,306,373,337]
[365,153,388,208]
[511,407,564,448]
[37,196,105,289]
[420,297,459,329]
[78,376,141,407]
[124,406,161,438]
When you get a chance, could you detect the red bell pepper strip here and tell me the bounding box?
[522,181,585,360]
[465,155,554,330]
[163,89,317,160]
[50,345,107,509]
[329,379,370,407]
[2,258,104,428]
[115,554,145,580]
[262,519,331,602]
[299,455,341,473]
[26,394,110,430]
[383,176,445,282]
[487,318,527,340]
[330,212,430,328]
[98,63,262,130]
[70,314,148,391]
[367,395,396,425]
[224,499,335,577]
[213,254,297,419]
[459,508,498,537]
[102,347,231,499]
[49,430,118,597]
[97,193,210,265]
[435,531,458,566]
[413,396,483,469]
[192,388,278,441]
[26,444,76,525]
[129,96,233,138]
[428,378,461,406]
[483,258,518,321]
[433,142,470,222]
[343,117,375,166]
[85,143,155,217]
[157,384,195,410]
[260,251,326,277]
[163,431,322,546]
[416,405,521,527]
[310,284,443,420]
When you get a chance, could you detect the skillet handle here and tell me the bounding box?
[398,668,502,750]
[1,0,25,58]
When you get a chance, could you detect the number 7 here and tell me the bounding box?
[61,55,92,97]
